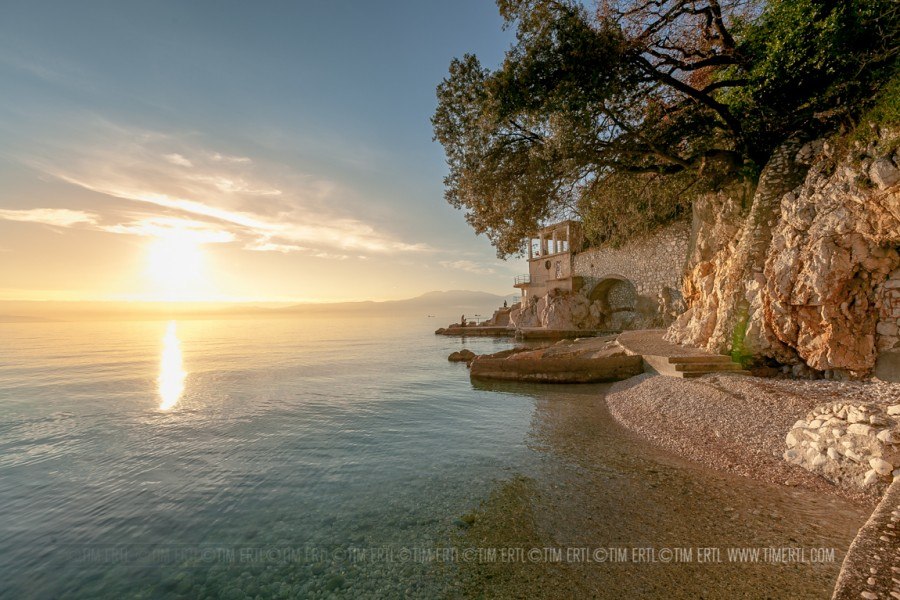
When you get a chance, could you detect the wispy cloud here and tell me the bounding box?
[439,260,497,275]
[0,208,99,227]
[102,216,235,244]
[163,153,192,167]
[16,120,433,257]
[209,152,252,164]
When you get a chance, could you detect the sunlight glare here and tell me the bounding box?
[158,321,186,410]
[146,235,205,300]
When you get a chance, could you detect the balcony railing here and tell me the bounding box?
[514,274,531,286]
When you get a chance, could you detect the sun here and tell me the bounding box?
[146,235,206,300]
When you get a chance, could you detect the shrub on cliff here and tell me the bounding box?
[432,0,899,255]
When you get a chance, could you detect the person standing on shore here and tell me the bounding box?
[460,314,466,327]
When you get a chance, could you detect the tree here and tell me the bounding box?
[432,0,898,256]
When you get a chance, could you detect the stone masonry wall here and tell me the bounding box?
[573,221,691,299]
[877,268,900,352]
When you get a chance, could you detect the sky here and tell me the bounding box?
[0,0,520,303]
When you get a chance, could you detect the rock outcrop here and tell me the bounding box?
[508,286,662,331]
[509,288,599,330]
[668,133,900,377]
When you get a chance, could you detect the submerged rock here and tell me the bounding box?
[448,349,476,363]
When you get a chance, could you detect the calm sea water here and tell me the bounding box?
[0,316,530,598]
[0,316,868,599]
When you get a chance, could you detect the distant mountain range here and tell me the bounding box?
[275,290,512,315]
[0,291,518,322]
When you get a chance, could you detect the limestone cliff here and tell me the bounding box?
[668,133,900,377]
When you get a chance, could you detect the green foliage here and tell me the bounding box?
[849,67,900,145]
[433,0,898,257]
[721,0,899,158]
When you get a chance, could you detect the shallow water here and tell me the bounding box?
[0,316,868,598]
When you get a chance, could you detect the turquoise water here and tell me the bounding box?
[0,317,530,598]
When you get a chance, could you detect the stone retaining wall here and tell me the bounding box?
[784,402,900,491]
[573,221,691,299]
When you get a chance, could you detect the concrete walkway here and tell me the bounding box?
[617,329,749,378]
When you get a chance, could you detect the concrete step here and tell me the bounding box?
[667,354,734,364]
[674,362,744,372]
[681,370,752,378]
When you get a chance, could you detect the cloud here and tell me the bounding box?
[245,239,350,259]
[209,152,252,164]
[439,260,497,275]
[102,216,235,244]
[20,121,433,258]
[0,208,99,227]
[163,153,193,167]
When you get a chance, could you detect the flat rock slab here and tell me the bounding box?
[436,326,514,337]
[515,328,615,340]
[470,353,643,383]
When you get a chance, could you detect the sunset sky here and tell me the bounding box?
[0,0,518,302]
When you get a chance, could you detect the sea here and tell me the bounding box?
[0,316,869,599]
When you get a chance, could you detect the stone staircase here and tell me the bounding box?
[616,330,750,379]
[664,355,750,378]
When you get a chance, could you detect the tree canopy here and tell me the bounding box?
[432,0,899,256]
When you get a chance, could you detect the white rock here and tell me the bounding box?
[827,447,840,460]
[887,404,900,416]
[870,457,893,476]
[810,453,828,468]
[863,469,880,486]
[833,428,844,437]
[845,449,862,462]
[877,429,894,443]
[848,423,875,436]
[847,409,866,424]
[893,468,900,480]
[792,419,807,429]
[786,431,799,448]
[869,157,900,190]
[808,419,823,429]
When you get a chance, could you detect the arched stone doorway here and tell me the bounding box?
[589,276,639,330]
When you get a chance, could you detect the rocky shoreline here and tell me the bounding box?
[605,373,897,506]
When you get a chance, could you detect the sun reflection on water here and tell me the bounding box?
[158,321,186,410]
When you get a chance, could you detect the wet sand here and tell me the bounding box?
[456,383,869,598]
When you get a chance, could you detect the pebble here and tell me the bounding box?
[870,458,893,476]
[863,470,880,486]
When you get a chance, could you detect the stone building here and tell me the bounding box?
[510,220,691,330]
[513,220,583,300]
